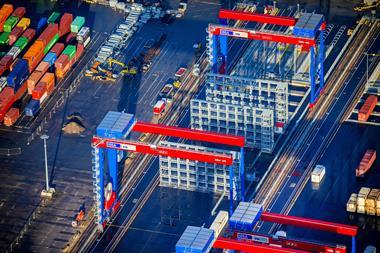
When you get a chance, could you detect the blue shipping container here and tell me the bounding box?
[7,59,29,92]
[25,99,40,117]
[37,17,48,33]
[43,52,57,66]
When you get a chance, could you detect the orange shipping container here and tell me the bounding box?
[27,71,44,95]
[0,4,13,32]
[36,61,49,73]
[358,95,378,122]
[356,150,376,177]
[40,72,55,95]
[4,108,20,126]
[23,40,45,72]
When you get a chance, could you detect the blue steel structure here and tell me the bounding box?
[92,112,246,231]
[209,10,326,107]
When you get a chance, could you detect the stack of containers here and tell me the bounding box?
[0,55,13,75]
[55,44,76,78]
[357,187,371,214]
[9,16,30,45]
[66,16,84,44]
[0,77,6,92]
[77,26,90,47]
[0,32,9,45]
[27,42,63,94]
[377,194,380,216]
[3,6,25,33]
[4,107,19,126]
[365,189,380,215]
[36,17,47,33]
[346,193,358,213]
[26,73,55,116]
[0,87,15,119]
[58,13,73,37]
[47,12,60,24]
[0,4,13,32]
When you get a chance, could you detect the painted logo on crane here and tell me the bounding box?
[220,29,248,38]
[106,142,136,151]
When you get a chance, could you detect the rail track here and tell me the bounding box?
[252,20,379,233]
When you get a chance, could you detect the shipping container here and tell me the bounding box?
[311,164,325,183]
[229,202,262,231]
[32,82,47,100]
[55,54,70,78]
[59,13,73,37]
[0,77,6,92]
[3,15,18,32]
[153,100,165,115]
[16,17,30,30]
[0,55,13,69]
[23,40,45,72]
[77,26,90,44]
[0,86,15,121]
[75,43,84,60]
[346,193,357,213]
[365,189,380,215]
[6,46,21,59]
[50,42,64,55]
[358,95,378,122]
[22,28,35,41]
[48,12,60,24]
[0,32,9,44]
[175,226,214,253]
[65,32,77,44]
[14,36,28,50]
[62,44,76,60]
[40,72,55,93]
[209,211,228,238]
[27,70,43,95]
[43,52,57,66]
[70,16,85,33]
[9,26,23,45]
[24,99,40,117]
[38,23,58,47]
[44,33,59,54]
[4,107,19,126]
[356,149,376,177]
[7,59,29,91]
[36,61,49,74]
[358,187,371,206]
[0,4,13,32]
[12,7,26,20]
[36,17,47,32]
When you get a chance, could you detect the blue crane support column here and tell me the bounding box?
[219,18,227,25]
[212,34,219,73]
[309,46,316,107]
[108,149,118,196]
[229,165,234,216]
[240,147,245,201]
[351,236,356,253]
[93,147,105,231]
[318,28,325,93]
[219,35,228,73]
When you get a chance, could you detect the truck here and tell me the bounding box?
[177,0,188,18]
[158,83,174,103]
[311,164,325,184]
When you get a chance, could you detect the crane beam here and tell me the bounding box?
[261,212,358,237]
[209,25,315,47]
[133,121,245,147]
[92,136,234,165]
[219,9,297,26]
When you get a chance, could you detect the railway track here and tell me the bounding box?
[252,20,379,232]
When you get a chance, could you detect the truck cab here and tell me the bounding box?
[177,0,188,17]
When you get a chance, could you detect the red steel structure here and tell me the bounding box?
[219,9,297,26]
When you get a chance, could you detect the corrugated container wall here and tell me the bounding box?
[22,28,36,41]
[59,13,73,37]
[12,7,26,20]
[38,23,58,47]
[0,4,13,32]
[0,32,9,44]
[50,42,64,56]
[16,17,30,30]
[36,17,47,32]
[7,59,29,91]
[23,40,45,72]
[3,15,18,32]
[9,26,23,45]
[70,16,85,33]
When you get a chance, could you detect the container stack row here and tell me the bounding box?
[347,187,380,216]
[0,3,90,126]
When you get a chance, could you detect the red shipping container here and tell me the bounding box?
[59,13,73,37]
[54,54,69,70]
[36,61,49,73]
[38,23,58,47]
[12,7,26,20]
[76,43,84,60]
[27,70,43,94]
[21,28,36,41]
[0,55,13,69]
[9,26,23,45]
[15,80,27,100]
[32,83,47,100]
[358,95,378,122]
[50,42,64,56]
[4,107,20,126]
[65,32,76,44]
[0,87,16,121]
[0,65,6,76]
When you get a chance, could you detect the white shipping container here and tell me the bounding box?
[109,0,117,7]
[357,205,366,214]
[358,187,371,206]
[116,2,126,10]
[0,77,7,92]
[311,165,325,183]
[7,46,21,59]
[346,193,357,213]
[209,211,228,238]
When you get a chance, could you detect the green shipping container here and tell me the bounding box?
[44,34,59,54]
[0,32,10,45]
[0,52,6,57]
[48,12,60,24]
[14,36,29,51]
[62,45,76,60]
[3,16,19,32]
[70,16,85,33]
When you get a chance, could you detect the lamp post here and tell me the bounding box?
[40,134,55,198]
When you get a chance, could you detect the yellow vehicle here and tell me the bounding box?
[173,80,181,88]
[90,61,101,73]
[108,58,138,76]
